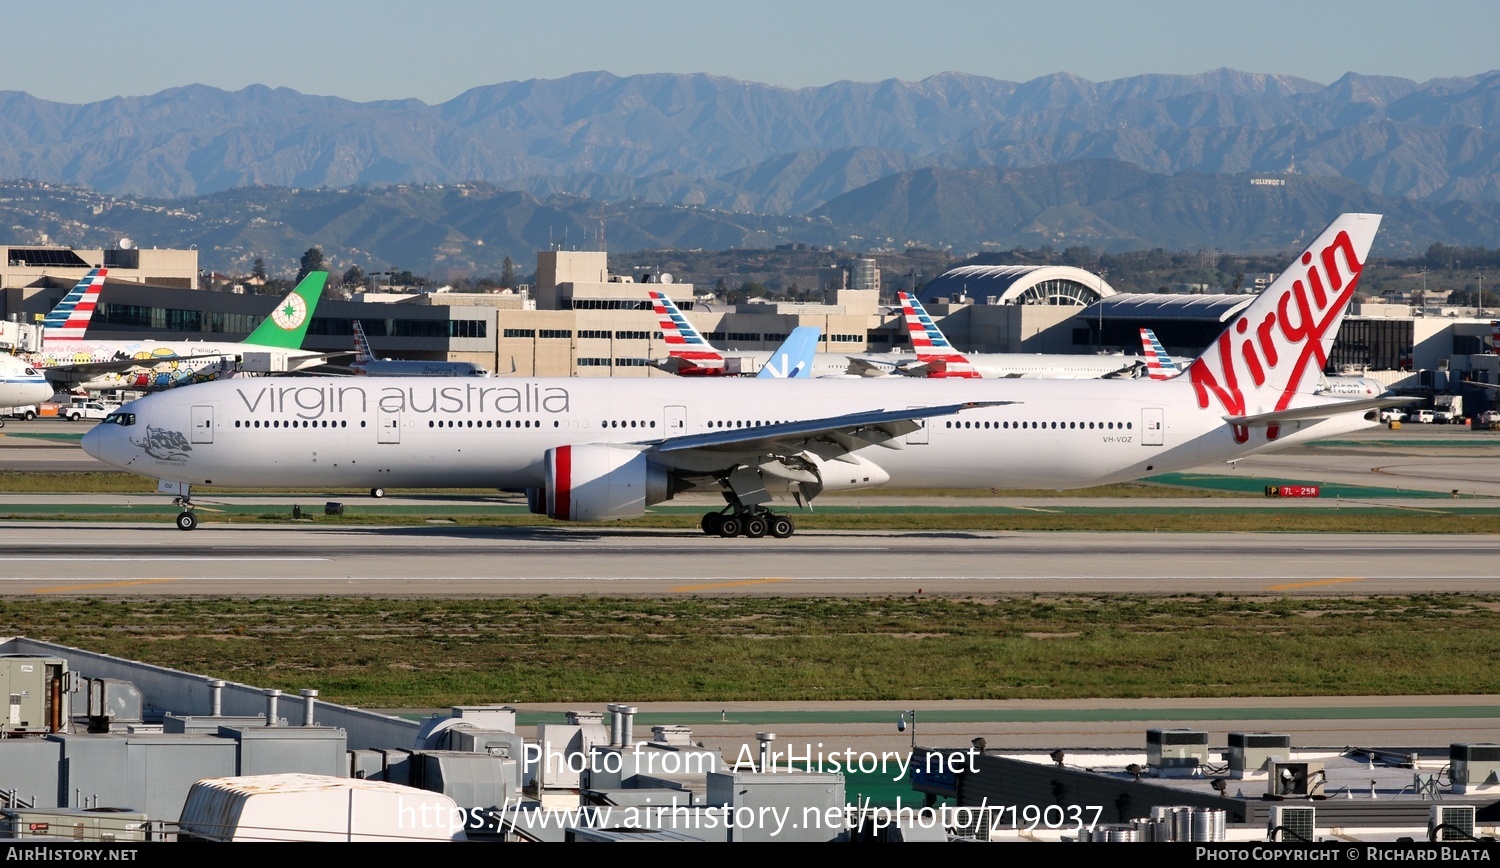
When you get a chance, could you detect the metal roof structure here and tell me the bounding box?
[919,265,1119,307]
[1077,293,1256,324]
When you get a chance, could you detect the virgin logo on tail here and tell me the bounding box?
[1186,214,1381,443]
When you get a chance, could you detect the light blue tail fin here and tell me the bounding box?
[757,326,822,378]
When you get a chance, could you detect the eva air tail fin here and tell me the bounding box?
[245,271,328,349]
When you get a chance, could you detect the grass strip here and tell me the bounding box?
[3,595,1497,707]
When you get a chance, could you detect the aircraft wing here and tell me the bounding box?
[287,351,355,369]
[1100,360,1147,379]
[1224,395,1416,427]
[650,356,725,375]
[843,356,895,377]
[651,400,1011,458]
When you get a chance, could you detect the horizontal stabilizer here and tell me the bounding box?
[1224,395,1416,427]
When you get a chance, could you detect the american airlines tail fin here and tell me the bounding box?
[42,267,108,341]
[1139,328,1182,380]
[352,320,375,364]
[757,326,822,379]
[650,289,726,375]
[244,271,329,349]
[897,292,980,378]
[1186,213,1382,439]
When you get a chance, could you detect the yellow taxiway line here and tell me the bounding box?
[28,578,178,594]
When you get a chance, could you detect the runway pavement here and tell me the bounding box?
[1,523,1498,596]
[0,420,1497,597]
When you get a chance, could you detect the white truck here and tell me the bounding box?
[1433,394,1465,424]
[61,400,115,422]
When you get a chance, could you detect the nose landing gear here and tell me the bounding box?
[173,494,198,531]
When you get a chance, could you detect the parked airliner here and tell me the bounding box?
[846,292,1142,379]
[650,291,860,377]
[26,270,333,392]
[0,354,54,416]
[84,215,1403,536]
[344,321,490,377]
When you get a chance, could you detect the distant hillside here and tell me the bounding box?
[812,161,1500,252]
[1,68,1498,210]
[4,171,1499,277]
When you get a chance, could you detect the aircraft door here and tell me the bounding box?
[664,405,687,435]
[190,405,213,444]
[378,410,401,444]
[905,406,929,445]
[1142,407,1164,446]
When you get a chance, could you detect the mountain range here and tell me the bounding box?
[3,69,1500,269]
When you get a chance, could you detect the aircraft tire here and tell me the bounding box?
[744,516,768,538]
[176,511,198,531]
[770,515,795,539]
[701,513,722,535]
[371,488,385,498]
[717,516,742,538]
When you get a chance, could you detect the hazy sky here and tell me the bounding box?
[9,0,1497,103]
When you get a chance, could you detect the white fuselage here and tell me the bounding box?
[351,359,490,377]
[27,340,325,391]
[850,352,1140,379]
[82,376,1378,495]
[0,355,54,408]
[710,352,863,378]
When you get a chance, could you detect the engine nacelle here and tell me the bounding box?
[543,444,670,521]
[801,451,891,492]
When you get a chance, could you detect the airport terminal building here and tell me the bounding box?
[2,244,1495,406]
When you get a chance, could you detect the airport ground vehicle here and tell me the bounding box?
[3,406,37,421]
[1411,409,1436,424]
[62,401,115,422]
[1379,408,1407,422]
[1433,394,1464,424]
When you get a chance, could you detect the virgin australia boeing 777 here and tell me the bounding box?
[84,214,1403,536]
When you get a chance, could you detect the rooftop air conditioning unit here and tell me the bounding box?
[1228,732,1291,780]
[1266,761,1326,799]
[1431,805,1476,842]
[1268,805,1316,842]
[1147,729,1209,777]
[1449,744,1500,794]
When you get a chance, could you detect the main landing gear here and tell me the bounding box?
[173,495,198,531]
[699,508,795,539]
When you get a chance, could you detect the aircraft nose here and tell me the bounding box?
[79,425,117,467]
[80,425,102,460]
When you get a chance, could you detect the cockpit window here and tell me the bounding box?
[24,367,37,376]
[102,412,135,426]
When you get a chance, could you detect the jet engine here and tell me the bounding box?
[539,444,670,521]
